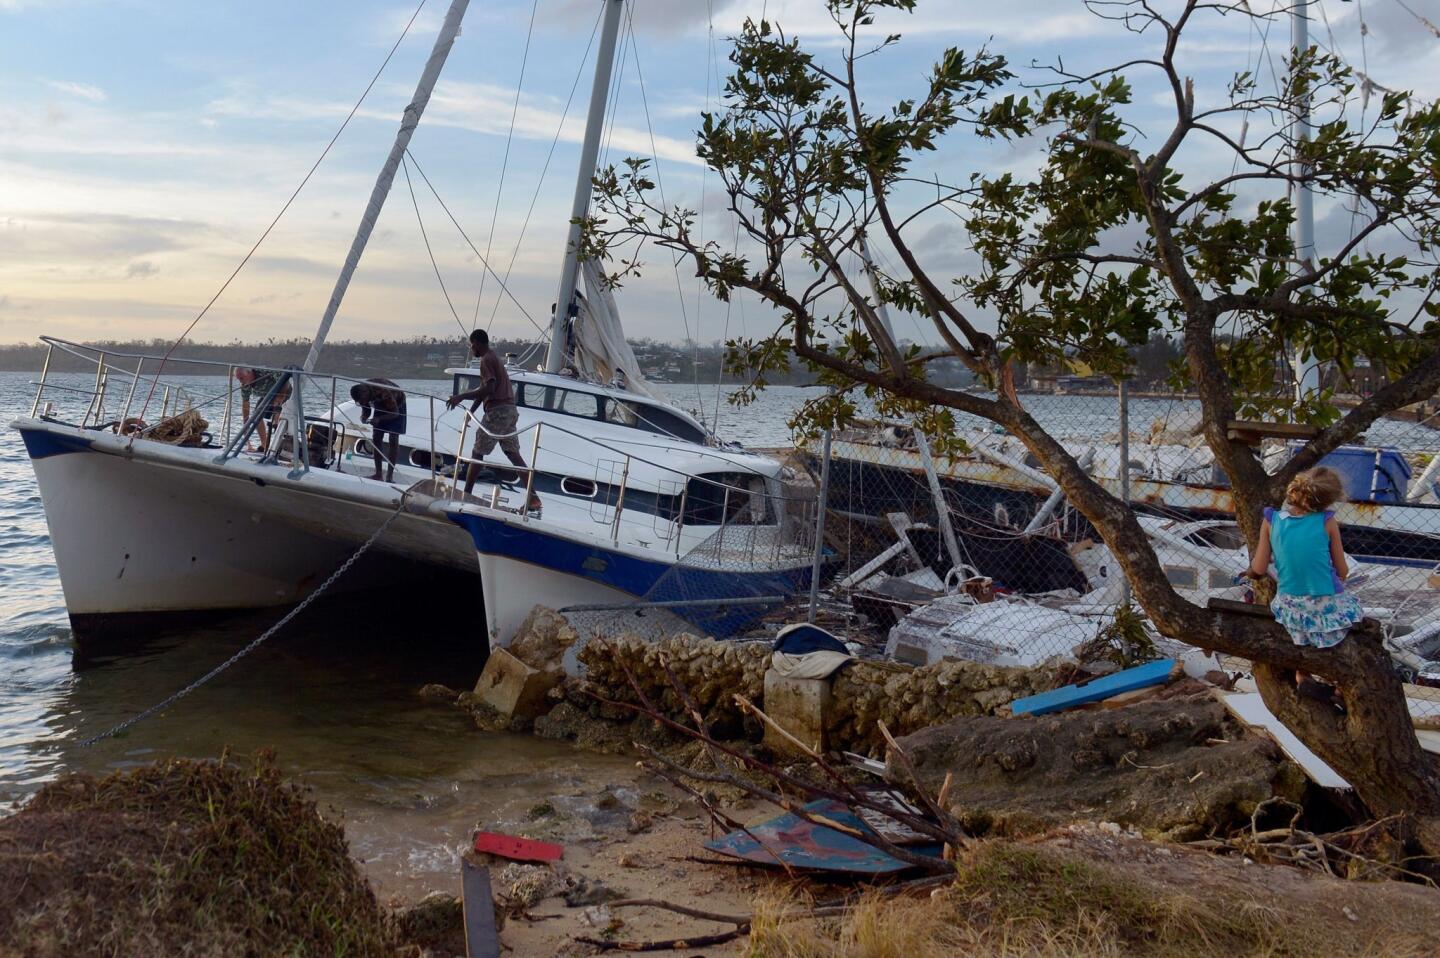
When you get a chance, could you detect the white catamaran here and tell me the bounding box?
[12,0,818,647]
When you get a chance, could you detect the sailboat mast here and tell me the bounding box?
[302,0,473,374]
[544,0,626,373]
[857,231,896,343]
[1291,0,1321,398]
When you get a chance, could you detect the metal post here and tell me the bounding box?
[329,376,339,470]
[610,456,631,543]
[30,343,53,417]
[522,423,542,515]
[806,425,834,624]
[1291,0,1320,399]
[1118,377,1132,605]
[86,352,107,426]
[428,395,437,482]
[122,357,144,427]
[544,0,627,372]
[913,429,963,574]
[221,364,233,448]
[454,413,472,499]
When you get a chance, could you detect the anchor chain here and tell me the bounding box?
[79,500,409,747]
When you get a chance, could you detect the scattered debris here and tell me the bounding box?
[704,798,944,874]
[473,831,564,863]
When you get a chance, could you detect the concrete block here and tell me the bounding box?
[763,668,831,755]
[474,649,559,720]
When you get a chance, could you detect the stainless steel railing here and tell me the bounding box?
[26,335,817,563]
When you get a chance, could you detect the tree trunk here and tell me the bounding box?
[994,405,1440,850]
[1253,619,1440,820]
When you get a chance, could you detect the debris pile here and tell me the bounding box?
[0,753,398,957]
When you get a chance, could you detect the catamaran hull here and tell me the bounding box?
[450,510,814,646]
[15,420,478,634]
[815,443,1440,569]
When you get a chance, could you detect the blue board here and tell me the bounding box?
[1010,658,1176,717]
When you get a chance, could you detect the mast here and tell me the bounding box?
[857,231,896,343]
[544,0,627,373]
[302,0,473,374]
[1291,0,1321,399]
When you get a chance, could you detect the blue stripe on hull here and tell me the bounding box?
[448,512,812,637]
[19,428,92,460]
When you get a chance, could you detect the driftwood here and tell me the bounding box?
[1185,797,1437,885]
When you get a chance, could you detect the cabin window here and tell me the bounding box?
[561,476,598,498]
[607,400,706,443]
[1208,569,1234,590]
[1165,566,1198,589]
[513,383,602,421]
[682,473,772,525]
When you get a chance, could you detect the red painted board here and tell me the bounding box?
[473,831,564,863]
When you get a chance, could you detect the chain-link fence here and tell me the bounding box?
[783,385,1440,717]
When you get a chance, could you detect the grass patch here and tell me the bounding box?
[0,751,397,957]
[746,840,1429,958]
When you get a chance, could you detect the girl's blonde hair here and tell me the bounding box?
[1285,466,1345,513]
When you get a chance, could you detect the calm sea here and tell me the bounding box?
[1,370,1435,895]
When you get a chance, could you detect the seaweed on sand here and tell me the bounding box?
[0,750,398,957]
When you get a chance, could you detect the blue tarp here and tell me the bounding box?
[704,799,942,874]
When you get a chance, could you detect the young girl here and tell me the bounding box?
[1247,466,1363,702]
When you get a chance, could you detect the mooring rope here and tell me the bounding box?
[78,500,409,748]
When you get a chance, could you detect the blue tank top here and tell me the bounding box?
[1266,507,1337,597]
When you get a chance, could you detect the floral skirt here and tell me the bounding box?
[1272,592,1364,649]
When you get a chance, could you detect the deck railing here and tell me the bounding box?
[25,335,817,564]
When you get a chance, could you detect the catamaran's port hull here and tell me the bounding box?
[14,419,478,637]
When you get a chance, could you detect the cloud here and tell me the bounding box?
[204,79,703,166]
[125,260,159,279]
[47,80,106,103]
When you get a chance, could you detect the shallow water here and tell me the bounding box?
[2,369,1436,898]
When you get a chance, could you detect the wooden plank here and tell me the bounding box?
[461,859,501,958]
[473,831,563,863]
[1226,419,1322,445]
[1220,691,1351,790]
[1100,685,1166,709]
[1207,597,1275,619]
[1011,659,1176,717]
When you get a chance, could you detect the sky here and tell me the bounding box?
[0,0,1436,349]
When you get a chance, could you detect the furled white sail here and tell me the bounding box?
[572,259,660,401]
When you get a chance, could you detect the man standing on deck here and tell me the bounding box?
[446,330,541,512]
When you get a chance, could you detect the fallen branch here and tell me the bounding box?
[574,926,749,952]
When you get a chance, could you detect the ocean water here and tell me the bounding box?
[1,369,1435,897]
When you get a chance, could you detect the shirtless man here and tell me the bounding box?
[446,329,540,511]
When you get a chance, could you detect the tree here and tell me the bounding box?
[582,0,1440,842]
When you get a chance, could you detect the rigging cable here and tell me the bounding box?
[485,3,606,331]
[401,154,468,337]
[622,1,701,396]
[691,0,721,424]
[404,148,548,337]
[134,0,433,428]
[471,0,541,328]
